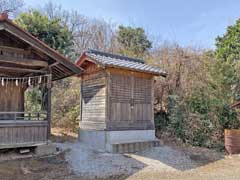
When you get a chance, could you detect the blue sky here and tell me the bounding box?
[24,0,240,49]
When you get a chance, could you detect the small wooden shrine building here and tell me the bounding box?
[0,13,82,149]
[76,49,166,153]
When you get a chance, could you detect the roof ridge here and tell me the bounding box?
[87,49,145,64]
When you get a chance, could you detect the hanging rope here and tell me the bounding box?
[0,75,51,88]
[0,75,52,113]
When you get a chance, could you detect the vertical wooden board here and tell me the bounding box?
[81,71,107,128]
[24,127,31,142]
[4,128,8,144]
[116,103,121,121]
[109,73,132,124]
[29,126,33,143]
[9,126,13,145]
[0,128,4,144]
[0,82,24,118]
[1,128,4,144]
[0,128,2,143]
[151,78,154,123]
[26,127,30,142]
[44,126,48,141]
[40,126,44,141]
[31,127,35,142]
[18,126,22,144]
[122,103,130,121]
[12,127,16,144]
[18,127,24,143]
[38,126,41,141]
[7,127,11,144]
[142,104,147,121]
[37,126,40,142]
[148,104,151,121]
[110,103,116,121]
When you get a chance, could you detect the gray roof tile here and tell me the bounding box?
[85,49,167,76]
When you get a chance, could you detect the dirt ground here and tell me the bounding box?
[0,128,240,180]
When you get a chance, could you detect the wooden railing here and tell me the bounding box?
[0,112,47,121]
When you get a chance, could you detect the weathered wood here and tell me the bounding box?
[3,22,81,74]
[107,120,154,131]
[0,45,29,53]
[78,54,156,131]
[0,55,48,67]
[0,17,79,149]
[0,120,48,148]
[0,66,48,73]
[0,112,47,121]
[106,67,154,79]
[46,74,52,139]
[106,73,154,130]
[80,70,107,130]
[0,82,25,119]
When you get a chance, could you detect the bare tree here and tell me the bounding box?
[150,42,204,112]
[42,2,118,58]
[0,0,24,15]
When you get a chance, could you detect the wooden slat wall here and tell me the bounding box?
[80,71,107,130]
[109,74,131,122]
[0,82,25,120]
[107,71,154,131]
[0,121,48,148]
[133,77,152,122]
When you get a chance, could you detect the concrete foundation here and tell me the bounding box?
[79,129,158,153]
[35,143,57,156]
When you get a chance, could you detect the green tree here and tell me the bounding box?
[14,9,79,132]
[14,10,73,57]
[216,19,240,62]
[117,25,152,58]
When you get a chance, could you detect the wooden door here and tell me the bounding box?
[109,73,154,130]
[132,77,152,122]
[0,82,25,120]
[110,74,132,123]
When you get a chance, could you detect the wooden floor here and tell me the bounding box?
[0,120,48,149]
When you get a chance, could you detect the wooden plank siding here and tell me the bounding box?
[79,62,155,131]
[80,70,107,130]
[0,14,81,149]
[106,71,155,130]
[0,82,25,120]
[0,121,48,149]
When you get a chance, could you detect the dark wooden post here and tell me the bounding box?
[46,74,52,140]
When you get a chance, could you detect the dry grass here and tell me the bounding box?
[51,127,78,143]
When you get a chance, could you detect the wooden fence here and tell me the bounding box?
[0,111,48,149]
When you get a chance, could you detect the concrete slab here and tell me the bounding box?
[79,129,158,153]
[35,143,57,156]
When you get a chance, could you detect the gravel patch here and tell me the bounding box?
[133,146,198,171]
[57,142,198,179]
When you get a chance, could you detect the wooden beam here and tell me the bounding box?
[3,23,82,74]
[46,73,52,139]
[0,45,30,55]
[49,62,59,68]
[0,55,48,67]
[0,66,48,73]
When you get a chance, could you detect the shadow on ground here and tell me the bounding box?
[131,145,224,172]
[57,139,225,180]
[0,129,225,180]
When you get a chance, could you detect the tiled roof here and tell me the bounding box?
[84,49,167,76]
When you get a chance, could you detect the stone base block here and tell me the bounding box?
[79,129,159,153]
[35,143,57,156]
[111,140,160,153]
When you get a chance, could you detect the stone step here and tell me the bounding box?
[111,140,160,153]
